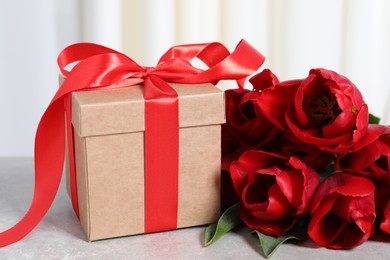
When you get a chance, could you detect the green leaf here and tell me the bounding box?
[253,219,309,258]
[369,113,380,124]
[204,203,243,246]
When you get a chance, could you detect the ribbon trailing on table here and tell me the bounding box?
[0,40,264,246]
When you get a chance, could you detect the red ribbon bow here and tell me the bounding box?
[0,40,264,246]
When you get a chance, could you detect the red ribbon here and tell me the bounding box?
[0,40,264,246]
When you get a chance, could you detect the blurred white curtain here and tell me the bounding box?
[1,0,389,156]
[0,0,120,156]
[0,0,59,157]
[80,0,122,50]
[122,0,390,123]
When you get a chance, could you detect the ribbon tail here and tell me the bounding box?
[0,99,65,247]
[0,63,103,246]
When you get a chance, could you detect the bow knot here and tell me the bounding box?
[137,66,156,79]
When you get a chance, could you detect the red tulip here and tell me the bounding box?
[336,124,390,179]
[286,68,368,153]
[230,150,319,236]
[223,88,280,150]
[308,172,376,249]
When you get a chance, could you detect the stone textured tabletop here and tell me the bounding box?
[1,157,390,259]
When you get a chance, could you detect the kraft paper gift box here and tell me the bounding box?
[66,82,225,241]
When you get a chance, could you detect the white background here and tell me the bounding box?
[1,0,390,156]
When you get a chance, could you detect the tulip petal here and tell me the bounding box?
[242,169,294,219]
[322,103,354,139]
[309,173,376,249]
[230,162,250,196]
[265,183,295,219]
[286,106,351,148]
[331,194,375,221]
[238,91,261,122]
[329,218,368,249]
[249,68,280,92]
[335,125,390,178]
[328,173,375,197]
[308,194,340,245]
[288,157,320,214]
[351,124,387,152]
[230,150,285,195]
[240,204,297,237]
[225,89,250,128]
[337,143,382,175]
[320,84,355,139]
[380,201,390,234]
[242,173,274,211]
[275,168,303,210]
[352,104,369,144]
[258,80,301,131]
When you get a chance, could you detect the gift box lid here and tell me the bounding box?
[71,83,225,137]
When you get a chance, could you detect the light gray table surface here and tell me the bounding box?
[1,157,389,259]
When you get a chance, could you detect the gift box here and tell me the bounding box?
[0,40,264,248]
[67,82,225,241]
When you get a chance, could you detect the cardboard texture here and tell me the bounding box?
[69,83,225,241]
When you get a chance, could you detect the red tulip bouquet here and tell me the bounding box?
[205,68,390,257]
